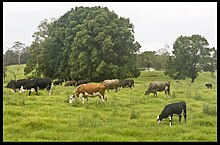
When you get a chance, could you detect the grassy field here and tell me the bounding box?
[3,64,217,142]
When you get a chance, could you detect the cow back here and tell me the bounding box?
[76,83,106,95]
[102,79,119,88]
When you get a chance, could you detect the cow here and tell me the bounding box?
[5,79,31,92]
[75,79,90,86]
[118,79,134,89]
[102,79,120,92]
[19,77,52,96]
[53,79,63,86]
[205,83,212,89]
[68,83,107,104]
[64,80,77,87]
[157,102,187,126]
[144,81,170,97]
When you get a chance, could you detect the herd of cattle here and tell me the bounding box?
[4,77,212,126]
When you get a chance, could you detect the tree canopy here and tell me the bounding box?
[25,6,141,81]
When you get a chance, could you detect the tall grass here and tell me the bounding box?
[3,65,217,142]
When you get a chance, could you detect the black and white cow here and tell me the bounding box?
[157,102,187,126]
[20,77,52,96]
[5,79,32,92]
[118,79,134,89]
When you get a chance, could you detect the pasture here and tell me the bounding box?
[3,64,217,142]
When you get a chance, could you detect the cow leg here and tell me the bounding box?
[154,91,157,97]
[98,94,105,102]
[179,114,182,122]
[48,88,52,95]
[169,115,173,126]
[47,86,52,95]
[79,93,84,104]
[183,110,187,122]
[35,87,38,96]
[164,91,168,98]
[28,90,31,96]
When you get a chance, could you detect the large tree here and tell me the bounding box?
[11,41,26,65]
[165,34,215,83]
[25,6,141,81]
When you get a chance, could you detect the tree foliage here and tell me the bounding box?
[25,6,141,81]
[136,44,170,71]
[3,41,30,66]
[164,34,216,83]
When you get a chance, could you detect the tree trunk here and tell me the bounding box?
[191,78,195,83]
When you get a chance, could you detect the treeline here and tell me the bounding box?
[3,6,217,83]
[23,6,141,82]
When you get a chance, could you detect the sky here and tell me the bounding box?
[3,2,217,54]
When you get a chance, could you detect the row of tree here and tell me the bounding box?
[4,6,217,83]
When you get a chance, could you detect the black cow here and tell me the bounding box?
[118,79,134,89]
[144,81,170,97]
[157,102,187,126]
[75,80,90,86]
[53,80,63,86]
[205,83,212,89]
[5,79,31,92]
[20,77,52,96]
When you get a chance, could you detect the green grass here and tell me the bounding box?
[3,65,217,142]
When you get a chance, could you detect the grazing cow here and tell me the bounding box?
[5,79,31,92]
[64,80,77,87]
[205,83,212,89]
[53,80,63,86]
[69,83,107,104]
[102,79,120,92]
[157,102,187,126]
[19,77,52,96]
[118,79,134,89]
[75,79,90,86]
[144,81,170,97]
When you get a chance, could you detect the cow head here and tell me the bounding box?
[157,115,162,124]
[144,90,150,95]
[68,94,76,103]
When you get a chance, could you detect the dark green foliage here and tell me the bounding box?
[25,6,141,80]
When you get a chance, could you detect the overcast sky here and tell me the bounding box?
[3,2,217,54]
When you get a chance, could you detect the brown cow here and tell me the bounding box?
[102,79,120,92]
[144,81,171,97]
[68,83,107,104]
